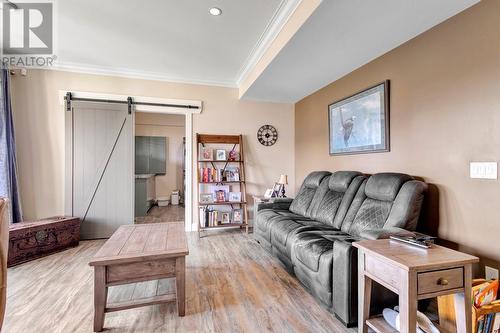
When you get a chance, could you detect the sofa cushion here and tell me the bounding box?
[270,220,328,253]
[341,173,427,237]
[348,198,392,237]
[270,219,303,248]
[306,171,363,225]
[295,236,332,273]
[293,231,352,272]
[384,180,428,231]
[289,171,331,216]
[365,173,412,202]
[292,230,355,307]
[330,171,363,192]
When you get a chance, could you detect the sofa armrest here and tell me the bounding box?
[332,237,400,326]
[257,198,293,211]
[332,238,359,326]
[359,227,416,240]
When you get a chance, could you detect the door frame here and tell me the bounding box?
[60,91,202,232]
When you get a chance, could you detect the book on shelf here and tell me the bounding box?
[199,207,244,227]
[199,167,234,183]
[200,167,222,183]
[492,312,500,333]
[474,280,499,308]
[479,313,496,333]
[199,208,221,227]
[478,311,500,333]
[485,314,492,333]
[473,279,500,333]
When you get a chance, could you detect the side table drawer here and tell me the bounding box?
[417,267,463,295]
[365,255,401,291]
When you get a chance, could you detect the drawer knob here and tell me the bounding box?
[437,278,449,286]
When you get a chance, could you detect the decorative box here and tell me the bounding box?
[8,216,80,267]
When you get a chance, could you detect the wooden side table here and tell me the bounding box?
[353,239,479,333]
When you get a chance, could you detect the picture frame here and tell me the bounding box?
[215,190,226,202]
[272,183,282,198]
[200,147,213,161]
[199,193,214,203]
[224,167,240,182]
[215,149,227,161]
[211,185,229,199]
[232,209,243,223]
[328,80,390,156]
[228,149,239,161]
[221,212,231,224]
[263,189,274,199]
[228,192,241,202]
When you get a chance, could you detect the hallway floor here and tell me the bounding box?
[135,204,185,224]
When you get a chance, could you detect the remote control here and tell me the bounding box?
[389,235,432,248]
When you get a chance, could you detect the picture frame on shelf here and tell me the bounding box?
[215,149,227,161]
[228,192,241,202]
[224,166,240,181]
[199,193,214,203]
[232,209,243,223]
[200,147,213,161]
[215,190,226,202]
[264,189,274,199]
[211,185,229,199]
[221,212,231,224]
[228,150,239,161]
[272,183,282,198]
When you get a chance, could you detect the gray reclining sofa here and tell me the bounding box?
[254,171,427,326]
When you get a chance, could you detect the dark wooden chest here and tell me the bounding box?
[8,216,81,267]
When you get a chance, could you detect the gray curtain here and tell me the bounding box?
[0,66,22,223]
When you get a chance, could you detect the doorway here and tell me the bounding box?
[134,113,186,225]
[63,91,202,237]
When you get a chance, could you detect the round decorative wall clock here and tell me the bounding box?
[257,125,278,146]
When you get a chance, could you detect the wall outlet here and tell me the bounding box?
[470,162,497,179]
[485,266,499,280]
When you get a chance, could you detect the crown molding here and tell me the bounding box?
[234,0,303,86]
[44,1,303,90]
[48,61,237,88]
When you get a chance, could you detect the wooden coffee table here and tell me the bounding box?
[89,222,188,332]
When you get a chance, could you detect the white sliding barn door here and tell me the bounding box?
[68,101,134,239]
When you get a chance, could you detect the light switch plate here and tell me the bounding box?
[470,162,497,179]
[485,266,499,280]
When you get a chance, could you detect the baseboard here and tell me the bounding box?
[334,314,357,328]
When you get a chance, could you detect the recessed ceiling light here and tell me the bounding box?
[209,7,222,16]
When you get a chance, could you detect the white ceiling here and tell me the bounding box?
[54,0,480,100]
[241,0,480,102]
[55,0,289,86]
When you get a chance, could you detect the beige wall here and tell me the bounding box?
[295,0,500,268]
[10,70,295,225]
[135,113,185,199]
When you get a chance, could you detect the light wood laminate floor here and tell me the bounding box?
[4,230,356,333]
[135,205,185,224]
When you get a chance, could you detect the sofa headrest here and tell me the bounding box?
[303,171,332,189]
[365,173,413,202]
[329,171,363,192]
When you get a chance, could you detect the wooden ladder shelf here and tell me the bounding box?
[196,134,249,237]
